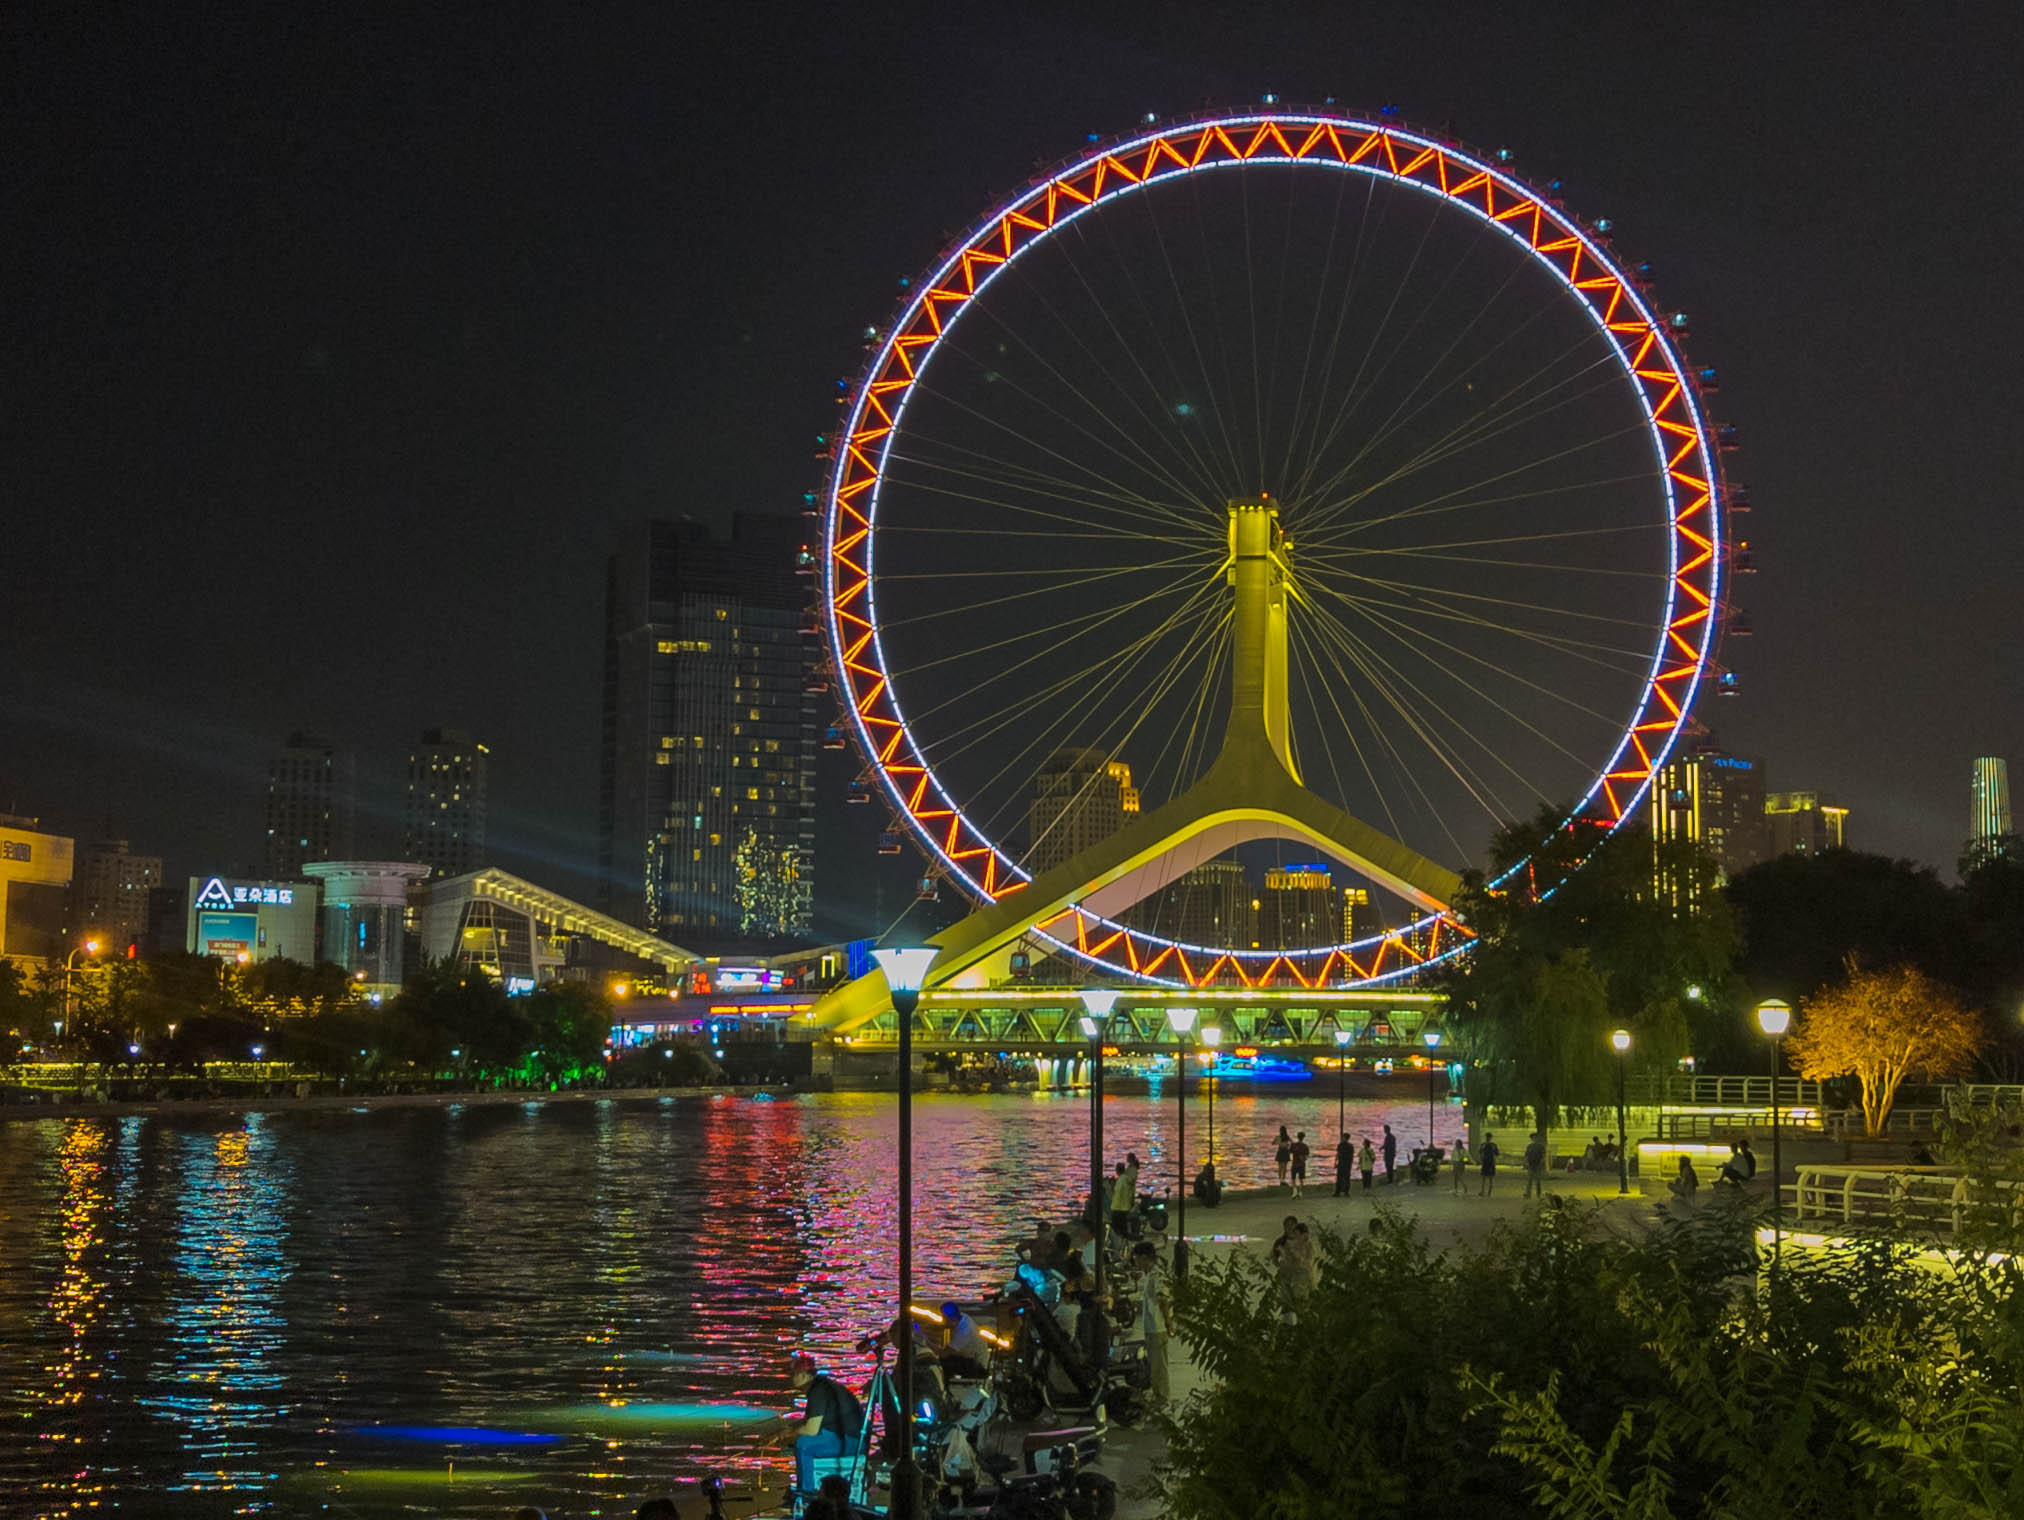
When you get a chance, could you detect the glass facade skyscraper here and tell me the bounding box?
[1971,757,2013,864]
[599,515,815,944]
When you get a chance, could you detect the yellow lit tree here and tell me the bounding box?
[1785,962,1984,1136]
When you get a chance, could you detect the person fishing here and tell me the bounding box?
[783,1350,864,1496]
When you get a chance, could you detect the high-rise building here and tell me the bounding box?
[1256,862,1337,951]
[1765,792,1849,858]
[1342,885,1374,943]
[1971,757,2013,861]
[264,733,357,879]
[599,515,816,943]
[405,728,489,879]
[1027,749,1140,875]
[1123,859,1251,949]
[1648,750,1768,881]
[71,839,162,954]
[0,814,75,967]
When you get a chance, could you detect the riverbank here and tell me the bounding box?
[0,1081,795,1123]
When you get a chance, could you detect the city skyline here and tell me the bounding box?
[4,5,2021,927]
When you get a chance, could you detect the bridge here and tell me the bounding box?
[629,983,1446,1058]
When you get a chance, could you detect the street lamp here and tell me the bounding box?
[62,940,101,1038]
[1077,987,1119,1299]
[1610,1029,1632,1195]
[1166,1006,1196,1282]
[1333,1028,1351,1135]
[873,945,938,1520]
[1756,998,1792,1280]
[1200,1024,1222,1173]
[1422,1029,1443,1149]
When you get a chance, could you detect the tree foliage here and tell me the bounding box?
[1445,807,1737,1126]
[1155,1201,2024,1519]
[1787,961,1984,1136]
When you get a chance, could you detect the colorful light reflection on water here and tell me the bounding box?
[0,1087,1439,1515]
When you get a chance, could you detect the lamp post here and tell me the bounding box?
[61,940,101,1042]
[1610,1029,1632,1195]
[1077,988,1119,1299]
[1201,1024,1222,1173]
[1756,998,1792,1285]
[873,945,938,1520]
[1334,1027,1351,1136]
[1422,1029,1442,1149]
[1166,1006,1196,1282]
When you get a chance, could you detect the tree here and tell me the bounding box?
[1786,962,1985,1136]
[1725,851,1963,1003]
[1446,807,1737,1125]
[525,982,612,1083]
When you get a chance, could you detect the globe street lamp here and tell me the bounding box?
[873,945,938,1520]
[1166,1006,1196,1282]
[1422,1028,1443,1150]
[1200,1023,1223,1179]
[1610,1029,1632,1195]
[1756,998,1792,1282]
[1334,1027,1352,1136]
[1077,987,1120,1298]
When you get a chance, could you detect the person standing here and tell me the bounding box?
[1274,1126,1293,1187]
[1110,1154,1139,1237]
[1359,1134,1376,1190]
[1334,1132,1354,1196]
[1269,1214,1318,1310]
[1128,1241,1171,1403]
[1523,1131,1548,1199]
[1477,1131,1500,1196]
[1381,1124,1398,1185]
[1450,1134,1469,1193]
[1289,1131,1310,1198]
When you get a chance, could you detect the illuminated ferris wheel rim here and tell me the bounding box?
[822,107,1726,985]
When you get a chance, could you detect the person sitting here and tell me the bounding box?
[940,1301,992,1379]
[1715,1139,1757,1186]
[1667,1154,1700,1203]
[785,1351,864,1496]
[1583,1136,1606,1171]
[1192,1160,1222,1206]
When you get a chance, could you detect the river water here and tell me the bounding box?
[0,1086,1450,1517]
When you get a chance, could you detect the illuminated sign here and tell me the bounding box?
[0,840,31,863]
[195,876,296,908]
[505,976,536,995]
[1706,756,1753,770]
[714,966,782,991]
[198,911,259,957]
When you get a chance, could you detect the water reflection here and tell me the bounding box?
[0,1087,1440,1515]
[144,1115,293,1494]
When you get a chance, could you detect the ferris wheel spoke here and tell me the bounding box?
[1287,616,1407,845]
[1294,614,1489,858]
[1299,610,1533,832]
[1049,208,1240,502]
[1301,575,1636,735]
[908,573,1227,768]
[944,266,1226,511]
[1298,338,1627,533]
[1296,471,1652,552]
[1303,578,1655,677]
[1290,218,1527,508]
[1271,164,1367,498]
[1305,564,1657,636]
[874,555,1216,631]
[906,368,1208,531]
[1282,188,1447,507]
[886,445,1206,535]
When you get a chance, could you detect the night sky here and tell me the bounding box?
[6,2,2021,938]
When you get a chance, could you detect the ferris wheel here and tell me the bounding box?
[819,107,1733,990]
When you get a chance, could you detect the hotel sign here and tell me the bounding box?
[194,876,298,908]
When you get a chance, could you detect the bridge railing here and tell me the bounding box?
[1631,1074,1820,1108]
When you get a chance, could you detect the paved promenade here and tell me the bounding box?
[1106,1166,1649,1518]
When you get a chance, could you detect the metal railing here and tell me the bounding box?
[1660,1109,1824,1140]
[1632,1074,1820,1108]
[1787,1164,2023,1239]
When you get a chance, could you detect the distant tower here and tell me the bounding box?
[264,734,356,879]
[1647,750,1769,882]
[1764,792,1849,857]
[405,728,489,879]
[1026,749,1140,875]
[1256,862,1337,952]
[1970,757,2014,865]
